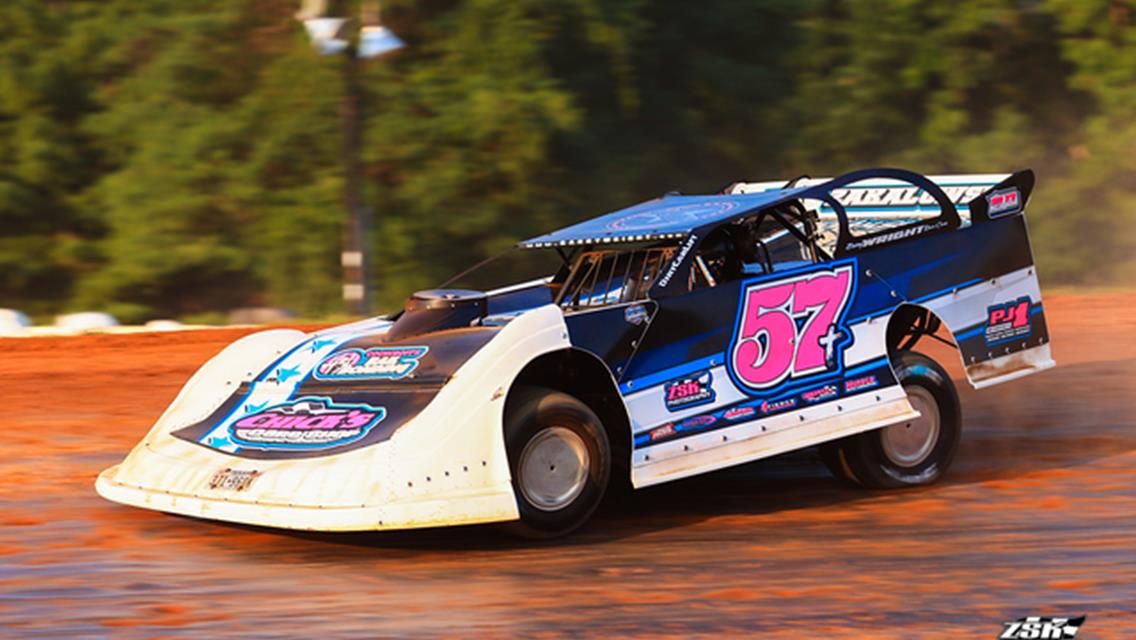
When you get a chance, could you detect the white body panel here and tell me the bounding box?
[97,305,573,531]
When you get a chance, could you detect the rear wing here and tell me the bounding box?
[725,170,1035,258]
[726,172,1032,221]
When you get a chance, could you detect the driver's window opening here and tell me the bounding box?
[691,202,828,290]
[557,246,676,310]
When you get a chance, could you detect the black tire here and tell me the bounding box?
[818,440,861,487]
[504,386,611,538]
[824,351,961,489]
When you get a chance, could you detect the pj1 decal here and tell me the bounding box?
[227,397,386,451]
[984,296,1032,345]
[314,346,428,380]
[728,262,856,393]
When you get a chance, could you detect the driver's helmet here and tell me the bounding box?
[699,226,743,283]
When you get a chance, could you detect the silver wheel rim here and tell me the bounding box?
[519,426,590,511]
[882,386,940,468]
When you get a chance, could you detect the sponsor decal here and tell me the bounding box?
[843,219,950,251]
[829,184,989,210]
[760,397,797,414]
[723,406,757,421]
[729,262,855,392]
[844,375,879,393]
[680,415,717,429]
[228,397,386,451]
[314,346,428,380]
[986,187,1022,218]
[624,304,649,326]
[657,234,698,288]
[207,468,261,492]
[801,384,839,404]
[608,201,740,232]
[664,370,716,411]
[999,615,1085,639]
[648,423,675,442]
[985,296,1032,345]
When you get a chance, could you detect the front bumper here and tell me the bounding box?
[95,304,575,532]
[95,463,518,532]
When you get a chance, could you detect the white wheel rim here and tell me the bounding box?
[518,426,590,512]
[882,386,940,468]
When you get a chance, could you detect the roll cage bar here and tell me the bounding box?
[545,167,1035,306]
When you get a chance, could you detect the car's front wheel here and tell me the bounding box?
[504,386,610,538]
[821,351,961,488]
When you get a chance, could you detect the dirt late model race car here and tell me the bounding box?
[97,167,1054,538]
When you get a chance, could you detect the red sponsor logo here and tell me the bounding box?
[723,406,757,421]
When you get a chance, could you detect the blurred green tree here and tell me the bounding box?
[0,0,1131,320]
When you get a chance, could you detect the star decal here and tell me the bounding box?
[244,401,268,413]
[309,338,335,353]
[275,366,301,383]
[208,435,234,448]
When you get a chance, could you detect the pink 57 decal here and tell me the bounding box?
[728,262,856,392]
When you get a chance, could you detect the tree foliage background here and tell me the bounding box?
[1,0,1132,320]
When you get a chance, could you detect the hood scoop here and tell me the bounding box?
[384,289,488,341]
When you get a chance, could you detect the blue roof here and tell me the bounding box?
[518,189,807,248]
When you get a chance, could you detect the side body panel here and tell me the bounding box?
[567,206,1051,488]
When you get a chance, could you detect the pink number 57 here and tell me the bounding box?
[731,265,854,390]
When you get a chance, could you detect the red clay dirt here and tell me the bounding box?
[0,295,1134,637]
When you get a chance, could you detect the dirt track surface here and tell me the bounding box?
[1,295,1134,638]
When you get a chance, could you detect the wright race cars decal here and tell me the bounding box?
[728,261,856,392]
[227,397,387,451]
[314,346,428,380]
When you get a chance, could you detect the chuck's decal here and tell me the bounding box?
[985,296,1032,345]
[664,370,716,411]
[728,262,855,393]
[227,397,386,451]
[314,346,428,380]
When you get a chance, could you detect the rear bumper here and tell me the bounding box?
[96,463,519,532]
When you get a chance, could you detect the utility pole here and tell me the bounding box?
[298,0,404,316]
[340,44,369,314]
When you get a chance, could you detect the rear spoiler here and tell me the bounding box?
[726,171,1034,223]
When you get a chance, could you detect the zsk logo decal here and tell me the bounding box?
[664,371,715,411]
[228,397,386,450]
[986,187,1022,217]
[999,615,1085,639]
[315,346,428,380]
[985,296,1032,345]
[729,263,855,392]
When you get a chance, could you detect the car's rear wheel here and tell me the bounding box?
[820,351,961,488]
[504,386,610,538]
